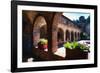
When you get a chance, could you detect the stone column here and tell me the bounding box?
[75,32,76,41]
[51,13,60,53]
[69,31,71,42]
[73,32,76,41]
[64,31,66,42]
[52,28,58,52]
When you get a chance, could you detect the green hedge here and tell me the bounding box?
[63,42,90,52]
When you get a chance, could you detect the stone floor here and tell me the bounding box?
[44,47,66,58]
[54,47,66,58]
[26,47,66,62]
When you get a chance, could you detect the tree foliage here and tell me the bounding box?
[73,16,90,40]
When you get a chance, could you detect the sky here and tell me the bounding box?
[63,12,90,21]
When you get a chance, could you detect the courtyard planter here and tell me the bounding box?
[64,42,89,60]
[65,48,88,60]
[38,39,48,50]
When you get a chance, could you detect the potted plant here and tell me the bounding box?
[38,39,48,50]
[64,42,79,59]
[77,43,90,59]
[64,42,90,60]
[78,43,90,53]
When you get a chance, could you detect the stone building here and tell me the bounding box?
[22,11,81,61]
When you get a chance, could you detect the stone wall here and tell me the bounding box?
[22,11,81,59]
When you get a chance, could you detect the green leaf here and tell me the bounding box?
[39,38,48,45]
[64,42,72,49]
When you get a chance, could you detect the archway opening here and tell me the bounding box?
[40,25,47,39]
[66,30,70,42]
[71,31,74,42]
[57,28,64,48]
[78,32,80,40]
[75,32,77,41]
[33,16,47,48]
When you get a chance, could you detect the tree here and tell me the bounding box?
[86,16,90,24]
[72,15,90,40]
[79,16,86,23]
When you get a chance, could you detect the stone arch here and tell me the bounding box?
[75,32,77,41]
[33,16,47,47]
[40,25,47,39]
[66,30,70,42]
[71,31,74,41]
[57,28,64,43]
[78,32,80,40]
